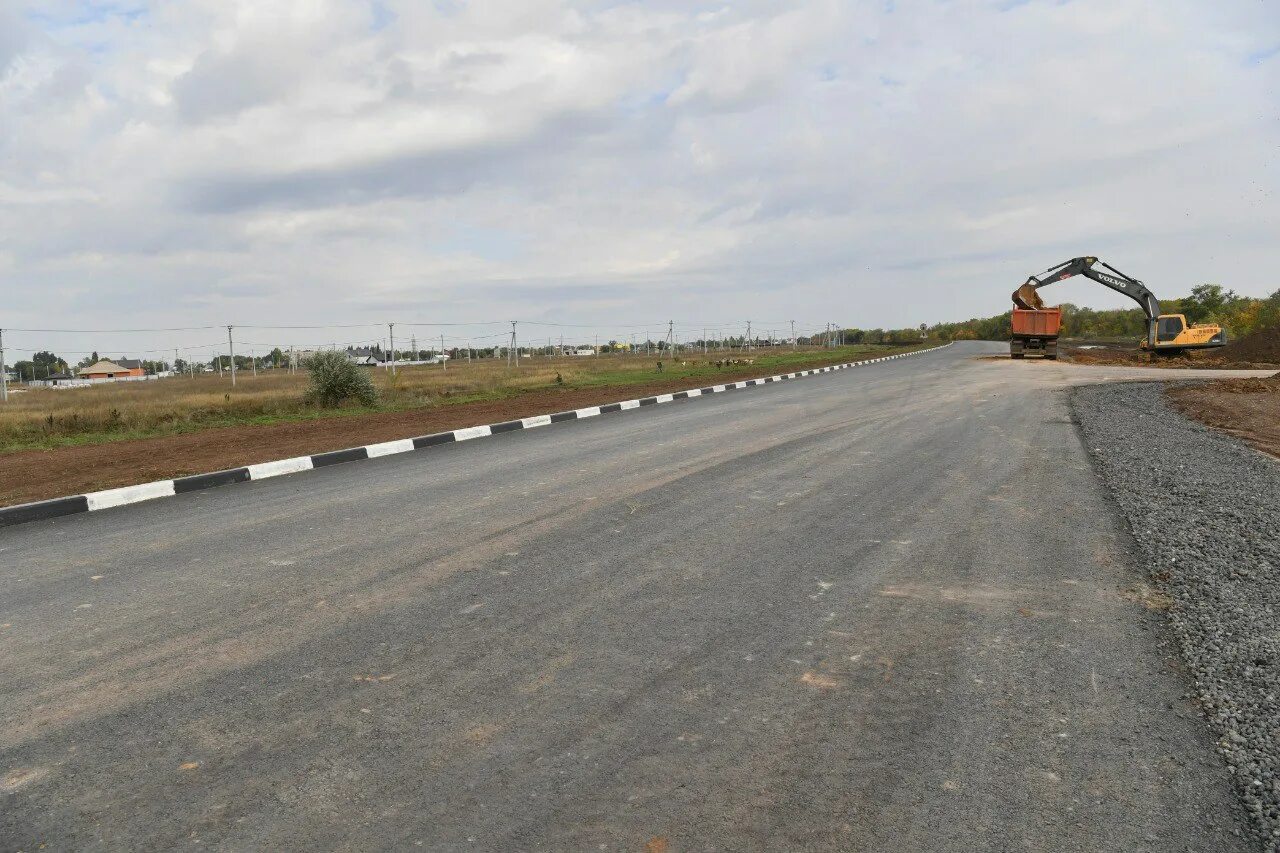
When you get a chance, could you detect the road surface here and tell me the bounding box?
[0,342,1261,851]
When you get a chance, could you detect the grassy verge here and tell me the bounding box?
[0,343,934,454]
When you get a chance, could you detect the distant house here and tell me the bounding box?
[29,372,78,388]
[79,359,145,379]
[344,347,381,366]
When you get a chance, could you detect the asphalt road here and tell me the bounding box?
[0,342,1265,851]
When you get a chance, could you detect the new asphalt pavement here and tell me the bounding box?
[0,342,1268,851]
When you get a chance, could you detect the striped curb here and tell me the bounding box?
[1,343,952,529]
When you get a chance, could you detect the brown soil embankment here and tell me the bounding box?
[1168,372,1280,459]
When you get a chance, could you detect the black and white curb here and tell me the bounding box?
[1,343,952,529]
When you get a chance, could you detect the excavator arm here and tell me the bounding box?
[1012,256,1161,348]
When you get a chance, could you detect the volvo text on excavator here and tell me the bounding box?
[1009,256,1227,359]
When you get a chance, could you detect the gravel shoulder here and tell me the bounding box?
[1073,382,1280,849]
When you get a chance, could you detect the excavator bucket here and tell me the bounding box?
[1012,281,1044,310]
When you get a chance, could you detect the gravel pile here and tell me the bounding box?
[1073,382,1280,849]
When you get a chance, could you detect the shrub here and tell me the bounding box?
[303,351,378,407]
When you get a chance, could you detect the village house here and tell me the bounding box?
[78,358,146,379]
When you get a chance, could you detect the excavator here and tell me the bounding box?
[1011,256,1227,358]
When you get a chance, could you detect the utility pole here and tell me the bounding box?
[251,350,257,378]
[791,320,796,348]
[441,334,446,370]
[174,348,179,377]
[594,333,598,356]
[746,320,752,351]
[227,325,236,386]
[509,321,518,367]
[0,327,7,403]
[702,328,707,355]
[411,334,417,364]
[666,320,673,356]
[388,323,396,377]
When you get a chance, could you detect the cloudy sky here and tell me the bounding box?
[0,0,1277,359]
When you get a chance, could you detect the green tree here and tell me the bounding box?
[32,351,67,374]
[1181,284,1239,323]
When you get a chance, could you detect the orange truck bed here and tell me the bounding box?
[1011,307,1062,337]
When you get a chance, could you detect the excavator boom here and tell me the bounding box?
[1013,256,1164,348]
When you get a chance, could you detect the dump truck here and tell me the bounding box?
[1010,305,1061,359]
[1011,256,1227,358]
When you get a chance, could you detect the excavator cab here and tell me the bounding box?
[1156,315,1185,343]
[1143,314,1227,352]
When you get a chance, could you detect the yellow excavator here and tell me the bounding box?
[1013,257,1227,352]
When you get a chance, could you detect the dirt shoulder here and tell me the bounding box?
[0,352,901,507]
[1062,324,1280,371]
[1167,374,1280,459]
[1061,344,1280,370]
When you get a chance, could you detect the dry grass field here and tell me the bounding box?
[0,344,930,454]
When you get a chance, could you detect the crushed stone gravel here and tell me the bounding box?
[1073,381,1280,850]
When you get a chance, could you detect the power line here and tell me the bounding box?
[7,325,221,333]
[234,323,385,330]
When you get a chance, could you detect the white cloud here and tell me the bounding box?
[0,0,1277,360]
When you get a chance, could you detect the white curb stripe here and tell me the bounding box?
[521,414,553,429]
[575,406,602,418]
[248,456,314,480]
[454,425,492,441]
[654,393,674,404]
[619,399,640,410]
[85,480,176,511]
[365,438,415,458]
